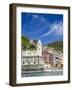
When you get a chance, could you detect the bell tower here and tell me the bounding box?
[37,40,42,56]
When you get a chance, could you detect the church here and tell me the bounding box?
[21,40,45,66]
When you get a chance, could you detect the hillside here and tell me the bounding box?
[48,41,63,52]
[21,36,36,50]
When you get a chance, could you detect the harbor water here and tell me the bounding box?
[21,70,63,77]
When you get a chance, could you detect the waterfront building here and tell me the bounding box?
[21,40,44,66]
[21,39,63,70]
[53,52,63,67]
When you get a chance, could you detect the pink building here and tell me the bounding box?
[42,51,54,66]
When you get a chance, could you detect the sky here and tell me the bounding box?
[21,12,63,45]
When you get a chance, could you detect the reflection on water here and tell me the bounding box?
[21,70,63,77]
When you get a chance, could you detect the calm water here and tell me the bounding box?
[21,70,63,77]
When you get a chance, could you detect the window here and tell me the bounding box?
[28,61,30,65]
[23,61,24,64]
[34,61,36,64]
[55,64,58,67]
[55,57,59,59]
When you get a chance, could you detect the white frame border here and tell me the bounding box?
[16,6,68,84]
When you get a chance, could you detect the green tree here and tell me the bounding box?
[21,36,29,50]
[48,41,63,52]
[21,36,37,50]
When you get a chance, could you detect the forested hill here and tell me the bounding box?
[21,36,37,50]
[48,41,63,52]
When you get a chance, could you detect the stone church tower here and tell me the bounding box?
[37,40,42,56]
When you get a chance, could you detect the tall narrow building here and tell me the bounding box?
[37,40,42,56]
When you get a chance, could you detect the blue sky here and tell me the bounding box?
[21,12,63,45]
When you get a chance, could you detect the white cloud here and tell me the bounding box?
[51,22,63,35]
[40,16,45,23]
[42,21,63,37]
[32,15,39,18]
[42,28,54,37]
[32,15,46,23]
